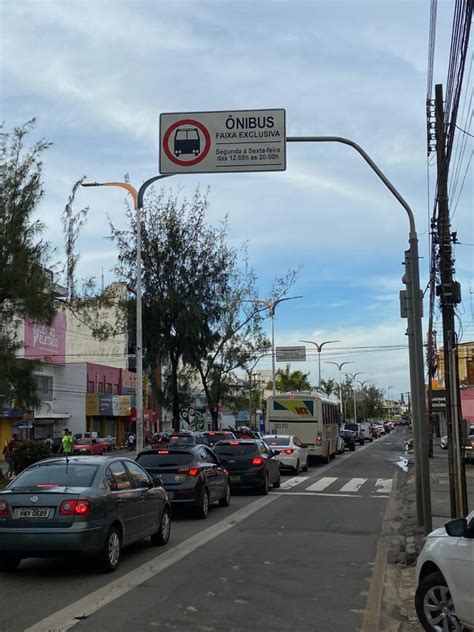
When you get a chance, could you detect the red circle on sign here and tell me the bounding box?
[163,119,211,167]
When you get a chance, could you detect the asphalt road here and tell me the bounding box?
[0,428,409,632]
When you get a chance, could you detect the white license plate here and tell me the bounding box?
[230,475,241,484]
[18,508,50,518]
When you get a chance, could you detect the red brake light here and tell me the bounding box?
[158,450,169,454]
[208,432,216,435]
[252,457,264,466]
[229,441,239,445]
[59,499,91,516]
[283,449,294,455]
[177,467,200,476]
[316,433,322,446]
[0,500,9,516]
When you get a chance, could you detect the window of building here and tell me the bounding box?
[87,381,95,393]
[112,384,119,395]
[106,383,113,394]
[97,382,104,393]
[35,375,53,401]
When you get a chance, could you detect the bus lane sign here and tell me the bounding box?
[159,109,286,174]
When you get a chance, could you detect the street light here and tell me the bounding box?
[82,174,173,453]
[254,296,303,396]
[345,372,364,424]
[300,339,340,388]
[326,361,352,418]
[386,385,395,418]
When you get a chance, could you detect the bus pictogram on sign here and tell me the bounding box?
[162,118,211,167]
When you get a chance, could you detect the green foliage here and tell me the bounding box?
[271,364,312,392]
[10,440,51,475]
[0,120,56,407]
[320,378,338,397]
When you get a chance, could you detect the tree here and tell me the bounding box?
[62,177,88,300]
[0,121,56,407]
[110,188,269,430]
[271,364,312,392]
[320,378,337,397]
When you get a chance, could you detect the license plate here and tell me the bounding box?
[230,475,241,484]
[18,508,50,518]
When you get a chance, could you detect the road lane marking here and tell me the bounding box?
[306,477,338,492]
[375,478,393,494]
[340,478,367,492]
[25,494,279,632]
[273,492,389,499]
[279,476,310,490]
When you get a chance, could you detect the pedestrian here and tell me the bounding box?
[128,432,135,449]
[2,434,19,480]
[61,428,74,456]
[44,435,54,451]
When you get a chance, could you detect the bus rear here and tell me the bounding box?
[265,394,326,458]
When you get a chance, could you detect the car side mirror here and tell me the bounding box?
[445,517,468,537]
[152,474,164,487]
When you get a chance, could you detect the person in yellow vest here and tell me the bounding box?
[61,428,73,456]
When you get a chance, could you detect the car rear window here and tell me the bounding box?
[8,462,99,489]
[168,435,194,445]
[213,444,258,457]
[206,433,234,441]
[344,424,359,432]
[136,452,194,468]
[264,436,290,446]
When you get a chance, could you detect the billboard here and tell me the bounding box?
[24,313,66,365]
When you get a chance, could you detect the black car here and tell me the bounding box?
[0,456,171,573]
[203,431,237,447]
[213,440,281,494]
[339,429,356,451]
[167,432,209,447]
[136,445,230,519]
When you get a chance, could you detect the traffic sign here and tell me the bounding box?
[159,109,286,174]
[276,346,307,361]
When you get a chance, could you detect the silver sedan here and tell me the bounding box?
[263,435,309,474]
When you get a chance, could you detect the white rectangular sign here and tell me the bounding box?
[159,109,286,174]
[276,346,307,362]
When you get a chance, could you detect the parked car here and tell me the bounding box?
[136,445,230,519]
[463,425,474,463]
[202,430,237,447]
[415,512,474,631]
[167,432,209,447]
[370,423,381,439]
[358,422,373,442]
[339,429,357,451]
[440,435,448,450]
[335,433,346,455]
[374,422,386,436]
[342,423,364,445]
[213,440,281,494]
[0,456,171,573]
[73,437,108,455]
[262,435,309,474]
[383,420,394,433]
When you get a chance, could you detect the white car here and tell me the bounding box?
[263,435,309,474]
[415,512,474,631]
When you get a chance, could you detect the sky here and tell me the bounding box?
[1,0,472,399]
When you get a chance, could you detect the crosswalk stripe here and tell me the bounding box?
[306,477,338,492]
[375,478,392,494]
[279,476,310,490]
[339,478,367,492]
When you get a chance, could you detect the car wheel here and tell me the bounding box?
[151,507,171,546]
[219,482,231,507]
[98,527,121,573]
[294,460,300,475]
[359,439,364,446]
[415,571,462,632]
[196,489,209,519]
[273,472,281,489]
[324,447,330,464]
[0,556,21,572]
[302,459,309,472]
[260,473,269,495]
[350,445,356,451]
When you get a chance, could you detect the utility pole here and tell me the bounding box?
[434,83,468,518]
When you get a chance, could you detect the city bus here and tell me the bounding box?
[265,392,340,462]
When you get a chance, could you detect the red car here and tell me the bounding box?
[73,437,107,455]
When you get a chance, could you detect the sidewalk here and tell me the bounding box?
[380,437,474,631]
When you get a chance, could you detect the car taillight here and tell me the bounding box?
[0,500,9,516]
[59,499,91,516]
[177,467,201,477]
[229,441,239,445]
[282,449,294,455]
[316,433,322,446]
[251,457,264,466]
[158,450,169,454]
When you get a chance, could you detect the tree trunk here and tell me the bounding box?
[171,358,180,431]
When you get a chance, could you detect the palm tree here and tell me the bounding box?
[269,364,312,392]
[320,378,337,397]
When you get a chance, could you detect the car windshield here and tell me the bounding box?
[263,436,290,446]
[340,430,353,437]
[344,424,358,431]
[213,443,258,457]
[8,462,99,489]
[136,452,194,468]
